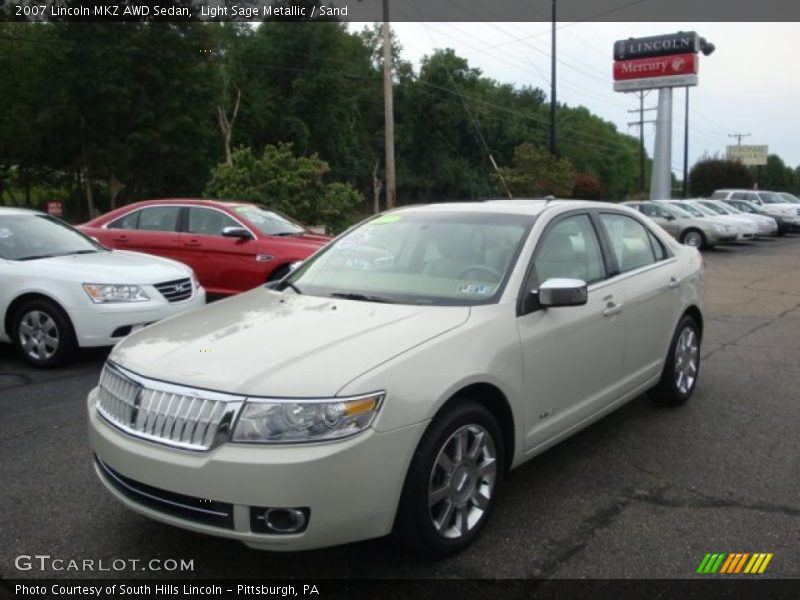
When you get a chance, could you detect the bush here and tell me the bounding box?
[572,172,604,200]
[204,143,362,233]
[493,143,575,198]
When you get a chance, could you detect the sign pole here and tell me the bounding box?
[650,87,673,200]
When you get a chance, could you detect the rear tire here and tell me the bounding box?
[651,315,700,406]
[12,298,77,368]
[393,400,504,558]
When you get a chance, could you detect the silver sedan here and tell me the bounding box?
[623,201,737,249]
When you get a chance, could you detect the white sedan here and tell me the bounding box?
[0,207,205,367]
[88,200,704,556]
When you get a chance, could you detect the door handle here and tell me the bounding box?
[183,240,202,247]
[602,302,624,317]
[112,236,128,242]
[668,277,680,289]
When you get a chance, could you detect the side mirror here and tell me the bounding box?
[222,226,253,240]
[537,278,588,307]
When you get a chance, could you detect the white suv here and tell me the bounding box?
[711,190,800,231]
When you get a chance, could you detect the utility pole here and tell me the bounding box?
[627,91,656,193]
[382,0,396,209]
[549,0,557,157]
[682,87,689,198]
[728,132,751,146]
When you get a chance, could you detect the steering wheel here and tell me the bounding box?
[458,264,503,281]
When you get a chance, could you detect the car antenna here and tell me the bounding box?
[544,195,555,206]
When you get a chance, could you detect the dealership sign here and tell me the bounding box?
[614,32,701,62]
[727,145,769,166]
[613,32,702,93]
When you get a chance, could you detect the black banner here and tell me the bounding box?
[613,32,700,61]
[2,579,800,600]
[3,0,800,23]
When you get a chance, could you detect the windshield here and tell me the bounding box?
[758,192,784,204]
[283,211,534,306]
[659,203,692,218]
[671,202,705,218]
[779,193,800,204]
[699,201,729,215]
[231,205,306,235]
[728,201,756,214]
[0,214,103,261]
[687,202,718,217]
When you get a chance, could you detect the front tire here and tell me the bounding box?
[680,229,706,249]
[12,299,77,368]
[651,315,700,406]
[393,400,504,557]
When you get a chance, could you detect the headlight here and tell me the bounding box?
[232,392,384,443]
[83,283,149,303]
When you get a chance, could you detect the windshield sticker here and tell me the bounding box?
[458,283,492,295]
[0,228,12,239]
[372,215,402,225]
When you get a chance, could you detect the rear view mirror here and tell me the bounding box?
[222,226,253,240]
[537,278,588,307]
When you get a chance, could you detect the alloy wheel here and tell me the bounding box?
[674,326,699,395]
[18,310,60,362]
[428,424,497,539]
[683,231,703,247]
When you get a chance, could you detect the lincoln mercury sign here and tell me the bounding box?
[613,32,702,93]
[727,145,769,166]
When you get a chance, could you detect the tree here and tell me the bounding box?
[688,156,753,197]
[493,143,575,198]
[751,154,793,191]
[204,143,362,233]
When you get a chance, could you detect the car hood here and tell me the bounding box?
[111,289,471,397]
[27,249,190,283]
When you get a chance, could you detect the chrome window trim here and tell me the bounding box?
[587,256,678,293]
[102,204,258,239]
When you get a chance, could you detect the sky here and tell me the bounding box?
[371,22,800,178]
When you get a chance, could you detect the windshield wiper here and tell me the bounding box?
[329,292,396,304]
[283,281,304,295]
[71,249,101,254]
[272,231,304,237]
[17,254,57,261]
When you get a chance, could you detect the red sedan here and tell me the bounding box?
[80,199,330,296]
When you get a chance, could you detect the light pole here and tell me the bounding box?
[549,0,557,157]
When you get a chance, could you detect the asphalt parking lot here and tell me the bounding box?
[2,236,799,580]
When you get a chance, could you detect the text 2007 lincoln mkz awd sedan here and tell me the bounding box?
[88,200,705,556]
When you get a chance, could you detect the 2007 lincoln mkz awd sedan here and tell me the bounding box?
[88,200,705,556]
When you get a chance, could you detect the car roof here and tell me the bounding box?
[393,199,625,217]
[117,198,256,210]
[0,206,42,216]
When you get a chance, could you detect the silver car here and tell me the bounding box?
[721,198,790,235]
[624,201,737,249]
[695,199,777,237]
[663,200,758,241]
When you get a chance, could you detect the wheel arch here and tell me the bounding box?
[4,292,73,339]
[683,305,704,340]
[434,382,516,471]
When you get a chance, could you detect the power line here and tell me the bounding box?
[728,133,751,146]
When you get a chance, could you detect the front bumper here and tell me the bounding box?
[88,388,426,551]
[71,288,206,347]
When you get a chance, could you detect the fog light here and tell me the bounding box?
[250,507,310,534]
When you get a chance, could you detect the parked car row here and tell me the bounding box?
[624,190,800,249]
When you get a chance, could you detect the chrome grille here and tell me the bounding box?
[154,277,193,303]
[96,363,244,451]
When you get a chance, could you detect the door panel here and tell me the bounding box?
[516,214,627,451]
[181,207,259,293]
